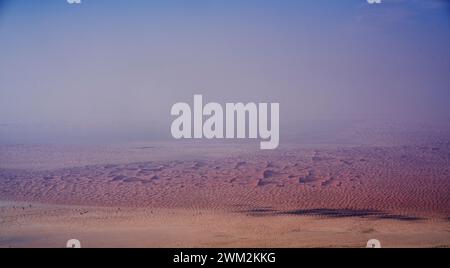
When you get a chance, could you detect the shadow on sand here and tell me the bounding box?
[242,208,424,221]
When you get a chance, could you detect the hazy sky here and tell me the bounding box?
[0,0,449,143]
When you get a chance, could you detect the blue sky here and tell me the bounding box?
[0,0,449,143]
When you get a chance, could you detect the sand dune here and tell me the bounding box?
[0,143,449,219]
[1,203,449,248]
[1,123,449,247]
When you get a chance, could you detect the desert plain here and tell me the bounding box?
[0,121,449,247]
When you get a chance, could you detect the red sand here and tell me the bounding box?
[1,143,449,219]
[0,122,449,247]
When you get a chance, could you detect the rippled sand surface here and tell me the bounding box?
[1,122,449,247]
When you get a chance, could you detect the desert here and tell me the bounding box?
[1,0,449,250]
[0,122,449,247]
